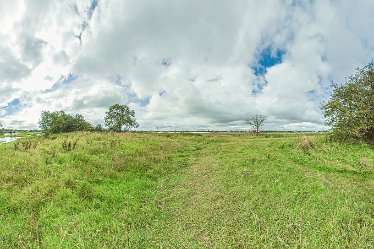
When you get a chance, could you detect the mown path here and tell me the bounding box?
[153,142,252,248]
[150,136,374,248]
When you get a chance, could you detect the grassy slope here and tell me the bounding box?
[0,132,373,248]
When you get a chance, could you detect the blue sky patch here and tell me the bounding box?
[42,73,77,93]
[252,46,285,76]
[0,98,23,117]
[306,90,318,101]
[139,97,151,107]
[88,0,98,19]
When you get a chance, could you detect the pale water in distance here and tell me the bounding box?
[0,137,21,144]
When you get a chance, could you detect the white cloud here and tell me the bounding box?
[1,0,374,130]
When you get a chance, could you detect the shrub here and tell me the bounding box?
[322,63,374,143]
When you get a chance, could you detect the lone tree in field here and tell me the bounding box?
[246,114,267,133]
[0,122,3,134]
[104,104,139,132]
[322,62,374,142]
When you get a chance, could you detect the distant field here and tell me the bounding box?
[0,132,373,248]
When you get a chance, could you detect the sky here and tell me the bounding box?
[1,0,374,131]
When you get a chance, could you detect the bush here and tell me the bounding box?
[39,111,93,134]
[322,63,374,143]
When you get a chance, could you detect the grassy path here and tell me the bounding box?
[0,133,373,248]
[152,136,373,248]
[161,151,229,247]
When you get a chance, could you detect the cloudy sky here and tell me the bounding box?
[1,0,374,131]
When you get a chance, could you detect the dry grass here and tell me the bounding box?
[299,136,314,154]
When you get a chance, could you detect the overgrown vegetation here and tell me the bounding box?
[39,111,93,134]
[0,132,372,248]
[322,62,374,143]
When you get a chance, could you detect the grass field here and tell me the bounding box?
[0,132,373,248]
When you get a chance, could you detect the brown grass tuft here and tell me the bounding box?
[299,137,314,154]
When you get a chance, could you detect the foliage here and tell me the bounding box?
[39,111,93,134]
[93,124,104,132]
[104,104,139,132]
[0,122,3,135]
[245,114,267,133]
[322,63,374,142]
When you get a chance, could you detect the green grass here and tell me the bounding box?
[0,132,373,248]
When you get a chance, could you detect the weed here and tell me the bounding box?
[110,140,119,147]
[22,141,32,150]
[64,178,76,189]
[14,141,38,151]
[14,142,19,151]
[77,182,95,201]
[299,137,314,154]
[62,139,78,151]
[360,157,373,170]
[112,153,126,171]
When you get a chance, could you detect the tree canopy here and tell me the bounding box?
[104,104,139,132]
[322,62,374,142]
[245,114,267,133]
[39,111,93,134]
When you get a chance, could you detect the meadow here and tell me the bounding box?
[0,132,373,248]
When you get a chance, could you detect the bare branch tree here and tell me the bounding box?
[245,114,267,133]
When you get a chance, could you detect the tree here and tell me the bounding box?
[0,122,3,135]
[246,114,267,133]
[322,63,374,142]
[104,104,139,132]
[39,111,93,134]
[73,114,93,131]
[93,124,104,132]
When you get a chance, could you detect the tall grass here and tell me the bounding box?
[0,132,372,248]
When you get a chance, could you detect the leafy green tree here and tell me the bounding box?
[0,122,3,135]
[93,124,104,132]
[73,114,93,131]
[104,104,139,132]
[39,111,93,134]
[322,63,374,142]
[245,114,267,133]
